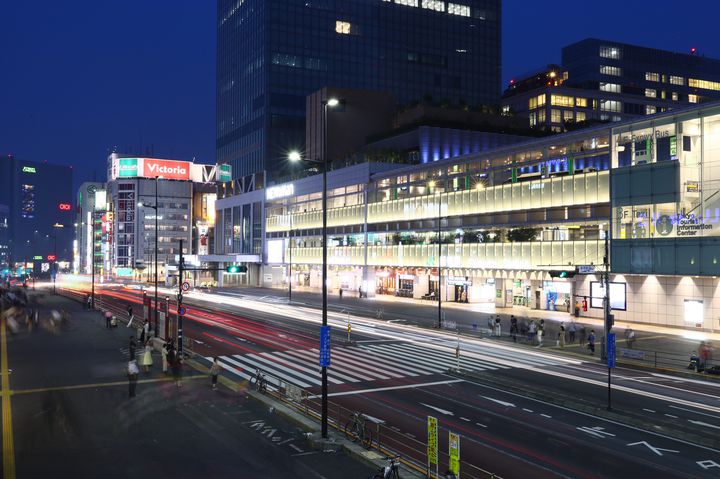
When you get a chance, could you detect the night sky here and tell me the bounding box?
[3,0,720,192]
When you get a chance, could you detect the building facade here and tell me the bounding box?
[503,39,720,132]
[217,0,502,180]
[216,101,720,331]
[74,182,107,276]
[0,155,74,275]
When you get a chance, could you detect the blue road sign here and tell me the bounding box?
[319,325,331,367]
[178,306,187,316]
[607,332,616,368]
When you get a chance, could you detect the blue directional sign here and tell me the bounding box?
[607,332,616,368]
[178,306,187,316]
[319,325,332,367]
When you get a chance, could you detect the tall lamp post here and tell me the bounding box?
[288,95,341,439]
[47,233,58,294]
[429,181,444,329]
[138,176,160,337]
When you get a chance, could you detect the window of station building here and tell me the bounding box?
[390,0,419,6]
[335,20,352,35]
[576,111,586,122]
[599,45,621,59]
[645,72,660,82]
[599,82,621,94]
[421,0,445,12]
[550,95,574,107]
[669,75,685,86]
[575,97,588,108]
[563,110,574,122]
[528,93,546,110]
[689,94,699,103]
[529,112,537,127]
[689,78,720,91]
[672,92,679,101]
[538,109,546,123]
[645,105,657,115]
[550,109,562,123]
[600,100,621,112]
[447,3,470,16]
[645,88,657,98]
[600,65,622,76]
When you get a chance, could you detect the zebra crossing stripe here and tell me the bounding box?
[362,344,455,371]
[309,348,393,380]
[247,353,323,386]
[281,349,369,382]
[389,342,507,371]
[366,343,474,371]
[210,357,254,381]
[220,355,290,389]
[263,351,344,385]
[231,354,313,388]
[349,346,439,375]
[331,348,420,377]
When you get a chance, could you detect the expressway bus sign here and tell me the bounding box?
[427,416,438,468]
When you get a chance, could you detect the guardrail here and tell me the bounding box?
[245,368,501,479]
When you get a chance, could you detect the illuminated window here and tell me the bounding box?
[447,3,470,16]
[528,93,546,110]
[551,109,561,123]
[646,105,656,115]
[599,45,621,59]
[392,0,419,5]
[645,89,657,98]
[335,21,352,34]
[600,82,621,93]
[563,110,574,122]
[600,65,622,76]
[538,109,546,123]
[550,95,574,107]
[576,111,586,122]
[421,0,444,11]
[21,184,35,219]
[672,92,678,101]
[529,112,537,127]
[689,78,720,91]
[689,94,699,103]
[645,72,660,82]
[575,97,588,107]
[669,75,684,86]
[600,100,621,112]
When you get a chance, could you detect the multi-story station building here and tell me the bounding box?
[216,101,720,331]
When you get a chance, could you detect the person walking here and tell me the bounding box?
[537,323,544,347]
[568,322,577,344]
[510,315,518,343]
[487,316,494,336]
[558,322,566,348]
[339,288,343,300]
[105,310,112,329]
[161,342,169,374]
[127,359,139,398]
[128,336,137,361]
[579,326,587,347]
[210,357,221,390]
[140,341,153,373]
[588,330,596,355]
[528,320,537,344]
[127,304,133,321]
[625,328,636,349]
[170,349,182,387]
[494,315,502,337]
[139,320,147,344]
[86,294,92,310]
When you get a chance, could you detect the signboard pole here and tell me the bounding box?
[177,239,184,358]
[603,233,613,411]
[449,432,460,478]
[427,416,438,478]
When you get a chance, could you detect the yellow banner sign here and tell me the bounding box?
[427,416,438,465]
[449,432,460,476]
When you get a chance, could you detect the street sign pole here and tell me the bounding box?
[177,239,184,357]
[449,432,460,478]
[603,233,613,411]
[427,416,438,478]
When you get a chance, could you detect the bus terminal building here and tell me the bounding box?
[215,102,720,332]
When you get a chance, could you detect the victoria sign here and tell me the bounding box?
[143,158,191,180]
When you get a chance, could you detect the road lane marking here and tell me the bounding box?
[1,316,16,479]
[12,375,206,396]
[627,441,679,456]
[643,408,656,413]
[230,354,313,388]
[540,414,552,419]
[476,423,487,428]
[420,403,455,416]
[481,396,515,408]
[279,349,366,383]
[523,408,534,413]
[688,420,720,430]
[247,353,322,386]
[669,405,720,420]
[460,417,471,422]
[306,379,464,399]
[664,414,678,419]
[260,351,343,385]
[577,426,615,439]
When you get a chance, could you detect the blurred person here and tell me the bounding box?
[210,357,221,390]
[129,336,137,361]
[140,341,153,373]
[127,360,139,398]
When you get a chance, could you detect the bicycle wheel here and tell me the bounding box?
[361,427,373,449]
[344,420,359,442]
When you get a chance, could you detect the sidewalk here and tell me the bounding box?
[3,291,377,478]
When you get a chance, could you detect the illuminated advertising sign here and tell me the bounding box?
[58,203,72,211]
[22,166,37,173]
[143,158,190,180]
[219,164,232,182]
[266,183,295,200]
[118,158,139,177]
[47,255,56,261]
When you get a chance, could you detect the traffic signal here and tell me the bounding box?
[549,270,576,278]
[225,265,247,274]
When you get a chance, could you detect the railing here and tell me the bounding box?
[248,368,501,479]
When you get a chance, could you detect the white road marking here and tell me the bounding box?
[688,420,720,430]
[523,408,534,413]
[540,414,552,419]
[460,417,471,422]
[476,423,488,428]
[305,379,464,399]
[481,396,516,408]
[643,408,656,413]
[420,403,455,416]
[664,414,678,419]
[669,405,720,420]
[577,426,616,439]
[627,441,679,456]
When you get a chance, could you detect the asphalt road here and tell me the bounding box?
[1,292,377,479]
[64,284,720,478]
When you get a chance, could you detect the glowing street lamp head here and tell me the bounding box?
[288,151,301,162]
[327,98,340,107]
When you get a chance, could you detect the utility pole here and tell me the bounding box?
[437,189,443,329]
[154,176,159,337]
[177,238,184,357]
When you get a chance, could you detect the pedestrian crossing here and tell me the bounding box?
[204,341,553,390]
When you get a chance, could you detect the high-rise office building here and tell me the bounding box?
[217,0,502,180]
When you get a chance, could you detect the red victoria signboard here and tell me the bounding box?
[58,203,72,211]
[143,158,191,180]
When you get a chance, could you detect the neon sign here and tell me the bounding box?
[47,255,56,261]
[22,166,37,173]
[58,203,72,211]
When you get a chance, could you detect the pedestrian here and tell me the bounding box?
[568,322,577,344]
[127,359,139,398]
[86,294,92,310]
[699,342,709,369]
[528,320,537,344]
[495,315,502,337]
[358,285,362,298]
[625,328,636,349]
[510,315,518,343]
[487,316,494,336]
[210,357,221,390]
[161,342,169,374]
[127,304,133,321]
[129,336,137,361]
[565,298,570,313]
[574,299,581,317]
[105,310,112,329]
[143,320,150,342]
[519,319,528,341]
[579,326,587,347]
[139,320,147,344]
[140,341,153,373]
[588,330,596,355]
[339,288,343,300]
[171,349,182,387]
[558,322,566,348]
[537,324,544,347]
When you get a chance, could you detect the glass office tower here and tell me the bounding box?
[217,0,501,180]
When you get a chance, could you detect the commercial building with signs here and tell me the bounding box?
[217,0,501,180]
[0,155,74,276]
[216,101,720,331]
[503,39,720,132]
[74,182,107,277]
[0,204,8,275]
[104,154,229,279]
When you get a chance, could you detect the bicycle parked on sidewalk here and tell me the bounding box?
[371,455,401,479]
[345,411,373,449]
[250,369,268,394]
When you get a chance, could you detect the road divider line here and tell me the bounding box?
[307,379,464,399]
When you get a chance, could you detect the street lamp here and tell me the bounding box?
[288,96,342,439]
[47,233,58,294]
[137,176,160,337]
[429,181,443,329]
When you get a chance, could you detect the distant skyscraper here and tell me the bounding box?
[216,0,501,180]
